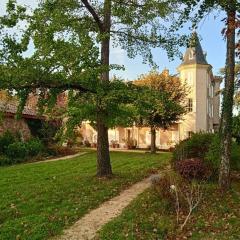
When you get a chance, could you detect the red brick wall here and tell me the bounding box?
[0,116,31,140]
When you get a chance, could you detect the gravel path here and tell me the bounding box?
[30,152,87,165]
[56,177,151,240]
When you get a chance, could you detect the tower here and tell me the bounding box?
[177,32,221,139]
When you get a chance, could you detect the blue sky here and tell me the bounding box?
[1,0,227,80]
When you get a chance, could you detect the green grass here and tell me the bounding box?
[97,145,240,240]
[0,151,170,240]
[97,182,240,240]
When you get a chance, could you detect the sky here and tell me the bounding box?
[0,0,227,80]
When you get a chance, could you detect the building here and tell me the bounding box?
[0,91,65,140]
[80,33,222,149]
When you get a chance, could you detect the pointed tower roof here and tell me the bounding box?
[180,32,208,66]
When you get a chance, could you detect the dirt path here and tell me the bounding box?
[30,152,87,165]
[56,177,151,240]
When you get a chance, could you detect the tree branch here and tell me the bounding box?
[81,0,103,31]
[12,82,96,93]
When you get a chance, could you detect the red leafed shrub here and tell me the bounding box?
[176,158,211,181]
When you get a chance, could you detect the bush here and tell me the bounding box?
[176,158,211,181]
[0,131,16,154]
[205,134,221,174]
[172,132,215,162]
[47,145,77,156]
[6,142,28,162]
[83,140,91,147]
[0,155,12,166]
[150,172,181,203]
[26,139,44,157]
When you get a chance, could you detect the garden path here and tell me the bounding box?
[30,152,87,164]
[56,177,152,240]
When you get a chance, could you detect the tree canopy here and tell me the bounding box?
[0,0,189,176]
[134,70,187,153]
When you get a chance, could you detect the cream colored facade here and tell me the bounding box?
[80,34,222,149]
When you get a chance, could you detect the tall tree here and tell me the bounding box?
[0,0,186,176]
[173,0,239,190]
[135,70,187,153]
[219,4,236,189]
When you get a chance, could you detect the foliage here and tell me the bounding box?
[134,70,187,130]
[176,158,211,181]
[150,172,177,203]
[6,142,28,162]
[0,134,44,165]
[0,155,11,166]
[0,151,170,240]
[172,132,215,162]
[205,134,221,173]
[173,133,240,177]
[26,119,60,145]
[0,0,190,176]
[0,130,16,154]
[230,142,240,171]
[26,138,44,156]
[232,114,240,144]
[48,145,77,157]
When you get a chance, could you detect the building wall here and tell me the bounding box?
[0,116,31,140]
[196,65,209,131]
[213,79,221,129]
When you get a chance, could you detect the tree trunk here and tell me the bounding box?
[96,0,112,177]
[150,125,156,154]
[96,117,112,176]
[219,8,236,190]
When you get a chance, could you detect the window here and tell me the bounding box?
[187,72,193,85]
[189,50,194,60]
[186,98,193,112]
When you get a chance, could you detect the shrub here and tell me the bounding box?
[83,140,91,147]
[6,142,28,162]
[231,142,240,171]
[150,172,180,203]
[205,134,221,174]
[0,155,12,166]
[176,158,211,181]
[0,131,16,154]
[26,139,44,157]
[172,132,215,162]
[47,145,77,156]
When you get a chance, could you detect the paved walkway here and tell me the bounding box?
[30,152,87,165]
[57,177,152,240]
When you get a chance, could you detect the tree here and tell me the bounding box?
[172,0,239,190]
[135,70,187,153]
[0,0,187,176]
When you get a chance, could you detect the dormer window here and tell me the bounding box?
[189,50,194,60]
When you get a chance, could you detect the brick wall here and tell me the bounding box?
[0,116,31,140]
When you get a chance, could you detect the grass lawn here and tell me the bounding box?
[0,151,170,240]
[97,145,240,240]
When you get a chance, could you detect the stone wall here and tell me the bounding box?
[0,116,31,140]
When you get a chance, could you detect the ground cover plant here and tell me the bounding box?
[0,151,170,240]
